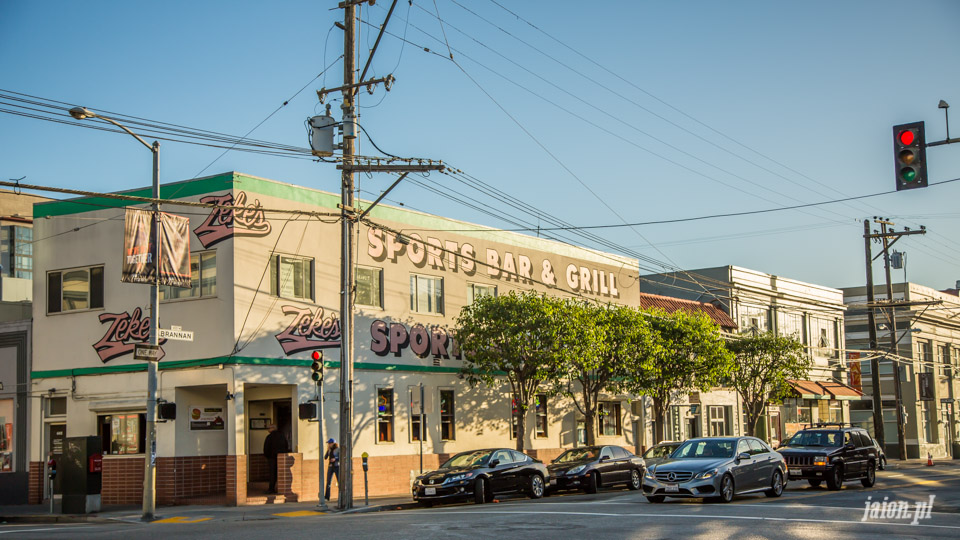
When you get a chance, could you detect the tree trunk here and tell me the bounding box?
[652,396,666,443]
[744,402,764,437]
[584,406,596,446]
[516,407,526,452]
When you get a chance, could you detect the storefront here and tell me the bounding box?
[781,379,864,438]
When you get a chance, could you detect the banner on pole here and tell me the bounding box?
[122,209,191,288]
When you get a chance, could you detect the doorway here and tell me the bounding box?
[768,411,782,447]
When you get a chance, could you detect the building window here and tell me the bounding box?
[920,401,934,443]
[409,386,424,443]
[98,413,145,455]
[410,274,443,314]
[775,311,805,343]
[377,388,394,443]
[467,283,497,305]
[47,397,67,416]
[1,225,32,280]
[47,265,104,313]
[440,389,455,441]
[937,345,949,377]
[160,251,216,300]
[709,405,729,436]
[356,266,383,308]
[535,394,548,438]
[511,398,519,439]
[0,399,13,472]
[810,317,838,358]
[739,305,769,334]
[598,402,622,436]
[270,254,314,301]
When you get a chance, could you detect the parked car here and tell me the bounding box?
[777,423,878,490]
[546,445,645,494]
[642,441,682,468]
[642,436,787,503]
[412,448,549,506]
[872,438,887,471]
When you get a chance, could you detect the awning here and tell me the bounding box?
[787,379,864,401]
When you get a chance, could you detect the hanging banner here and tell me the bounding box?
[848,356,862,392]
[121,209,191,288]
[918,372,935,401]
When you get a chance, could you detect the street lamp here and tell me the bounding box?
[69,106,161,521]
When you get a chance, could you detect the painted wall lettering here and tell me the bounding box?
[93,307,166,363]
[275,305,342,355]
[369,319,460,359]
[366,228,477,276]
[193,191,272,248]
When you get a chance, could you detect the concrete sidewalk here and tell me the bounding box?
[0,494,418,525]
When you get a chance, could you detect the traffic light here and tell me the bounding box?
[893,121,928,190]
[310,350,324,382]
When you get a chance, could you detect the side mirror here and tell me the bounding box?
[845,443,855,450]
[489,459,500,468]
[737,452,751,461]
[599,455,610,462]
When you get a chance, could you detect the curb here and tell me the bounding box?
[339,502,420,515]
[0,515,129,524]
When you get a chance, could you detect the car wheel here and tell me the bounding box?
[826,466,843,491]
[628,469,642,490]
[528,474,545,499]
[584,471,599,494]
[861,462,877,488]
[807,479,821,488]
[645,495,665,503]
[717,474,735,503]
[878,456,886,471]
[765,470,784,498]
[473,477,487,505]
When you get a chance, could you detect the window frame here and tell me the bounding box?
[355,266,384,309]
[408,386,424,443]
[160,250,217,301]
[466,282,497,305]
[439,389,455,441]
[534,394,548,438]
[98,412,146,455]
[598,402,622,437]
[270,253,315,302]
[409,273,444,315]
[376,387,395,444]
[709,405,728,437]
[47,264,104,314]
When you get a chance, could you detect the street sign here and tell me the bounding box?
[159,325,194,342]
[134,344,162,361]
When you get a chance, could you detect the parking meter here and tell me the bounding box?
[361,452,369,506]
[47,457,57,480]
[362,452,369,472]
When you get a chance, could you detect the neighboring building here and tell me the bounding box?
[640,265,860,446]
[0,188,47,504]
[842,282,960,460]
[28,172,652,506]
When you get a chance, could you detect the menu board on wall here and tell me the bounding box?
[189,406,225,431]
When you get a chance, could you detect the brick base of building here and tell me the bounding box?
[157,456,227,505]
[28,461,43,504]
[102,456,145,505]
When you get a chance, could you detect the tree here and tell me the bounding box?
[557,302,653,446]
[726,332,810,437]
[620,308,733,443]
[456,291,565,452]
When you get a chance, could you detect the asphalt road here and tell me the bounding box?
[4,465,958,540]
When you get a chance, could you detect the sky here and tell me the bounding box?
[2,0,960,294]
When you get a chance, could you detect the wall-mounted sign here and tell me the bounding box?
[193,191,272,248]
[93,307,166,363]
[275,305,341,355]
[369,320,461,359]
[189,406,225,431]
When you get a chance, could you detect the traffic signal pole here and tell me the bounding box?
[863,219,886,452]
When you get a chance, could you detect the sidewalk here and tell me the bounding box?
[888,458,960,470]
[0,494,418,525]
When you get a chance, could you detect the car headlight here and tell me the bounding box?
[444,472,475,484]
[567,465,586,475]
[695,468,718,480]
[644,468,654,479]
[813,456,828,467]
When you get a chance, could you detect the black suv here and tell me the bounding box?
[778,423,878,490]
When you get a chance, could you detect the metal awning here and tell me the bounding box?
[787,379,864,401]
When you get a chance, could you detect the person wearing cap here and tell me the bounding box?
[324,438,339,500]
[263,424,289,494]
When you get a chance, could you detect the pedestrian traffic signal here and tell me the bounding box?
[299,403,317,419]
[893,121,928,191]
[311,350,324,382]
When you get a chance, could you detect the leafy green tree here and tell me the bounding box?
[620,308,733,443]
[726,332,810,437]
[456,291,566,452]
[557,302,653,446]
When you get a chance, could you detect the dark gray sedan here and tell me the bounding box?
[641,436,787,503]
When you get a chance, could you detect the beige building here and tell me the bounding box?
[27,172,656,506]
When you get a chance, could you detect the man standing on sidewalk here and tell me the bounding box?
[264,424,288,494]
[324,438,339,501]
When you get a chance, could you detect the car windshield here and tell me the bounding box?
[672,440,735,459]
[441,450,492,468]
[555,448,600,463]
[643,444,677,459]
[785,431,842,447]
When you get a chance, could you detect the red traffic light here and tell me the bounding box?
[311,350,322,361]
[899,130,916,146]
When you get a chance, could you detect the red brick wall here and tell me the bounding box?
[349,453,442,498]
[156,456,226,505]
[226,455,247,506]
[102,456,144,505]
[247,454,269,482]
[28,461,43,504]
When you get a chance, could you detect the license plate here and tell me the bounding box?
[789,470,801,477]
[664,483,679,493]
[424,487,436,496]
[550,478,557,485]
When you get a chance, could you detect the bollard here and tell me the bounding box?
[361,452,369,506]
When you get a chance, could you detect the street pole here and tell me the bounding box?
[879,220,908,460]
[419,383,424,474]
[316,377,327,510]
[143,140,160,520]
[863,219,886,450]
[338,0,357,510]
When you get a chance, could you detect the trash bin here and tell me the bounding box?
[61,436,102,514]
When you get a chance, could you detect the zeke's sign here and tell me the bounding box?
[275,305,341,355]
[93,307,166,363]
[193,191,272,248]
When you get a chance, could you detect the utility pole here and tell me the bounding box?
[863,219,886,451]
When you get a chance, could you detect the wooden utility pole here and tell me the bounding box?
[863,219,886,452]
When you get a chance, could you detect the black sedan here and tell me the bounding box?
[412,448,549,506]
[547,445,645,494]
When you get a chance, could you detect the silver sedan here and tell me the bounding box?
[641,436,787,503]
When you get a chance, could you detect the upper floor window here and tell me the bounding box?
[598,402,622,436]
[356,266,383,308]
[776,311,805,343]
[160,251,216,301]
[410,274,443,314]
[47,265,104,314]
[467,282,497,305]
[270,254,314,301]
[739,305,769,334]
[810,317,838,358]
[1,225,32,280]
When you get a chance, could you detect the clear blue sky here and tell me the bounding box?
[2,0,959,292]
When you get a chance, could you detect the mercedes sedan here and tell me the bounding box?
[412,448,549,506]
[642,436,787,503]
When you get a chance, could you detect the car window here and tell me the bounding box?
[747,439,767,455]
[786,430,842,447]
[736,439,750,456]
[492,450,512,464]
[853,432,868,448]
[511,450,529,463]
[599,447,614,460]
[844,432,854,447]
[613,447,630,459]
[673,440,735,458]
[556,448,600,463]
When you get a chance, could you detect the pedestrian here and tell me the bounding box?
[263,424,288,494]
[324,438,339,500]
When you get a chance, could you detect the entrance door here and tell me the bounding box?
[273,401,292,451]
[941,402,955,458]
[686,416,700,439]
[768,411,782,448]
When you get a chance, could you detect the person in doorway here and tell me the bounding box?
[263,424,289,494]
[324,438,339,500]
